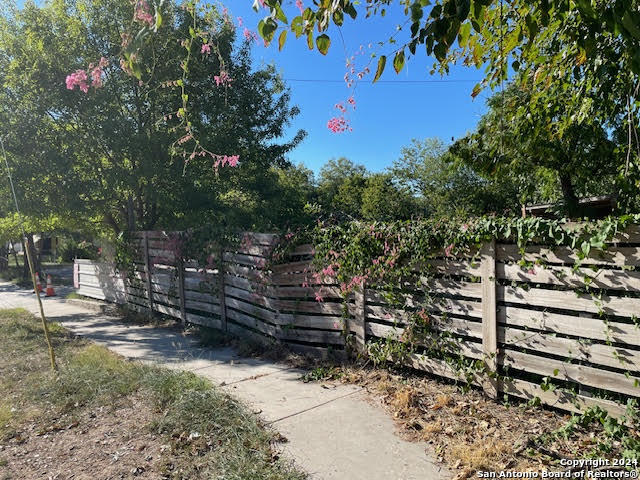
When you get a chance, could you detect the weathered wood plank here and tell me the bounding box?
[481,240,498,398]
[425,258,482,277]
[497,244,640,266]
[498,262,640,292]
[185,312,223,330]
[225,297,276,322]
[501,349,640,398]
[275,313,344,330]
[365,297,483,319]
[185,299,222,315]
[223,252,267,268]
[500,377,627,418]
[278,327,344,345]
[500,326,640,371]
[225,285,278,310]
[184,288,220,304]
[498,306,640,346]
[276,299,343,315]
[240,232,279,246]
[276,285,342,299]
[271,260,312,274]
[353,287,366,352]
[499,285,640,318]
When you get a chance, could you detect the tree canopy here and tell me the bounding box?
[0,0,305,237]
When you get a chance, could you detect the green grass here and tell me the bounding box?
[64,292,85,300]
[0,308,306,480]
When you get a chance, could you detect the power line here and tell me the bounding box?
[283,78,480,84]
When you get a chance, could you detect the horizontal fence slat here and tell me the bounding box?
[497,244,640,267]
[501,349,640,398]
[499,285,640,318]
[498,306,640,345]
[500,378,627,418]
[498,263,640,292]
[499,326,640,371]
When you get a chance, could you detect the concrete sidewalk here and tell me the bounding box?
[0,281,450,480]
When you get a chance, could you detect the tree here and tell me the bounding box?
[256,0,640,87]
[360,173,416,221]
[391,137,519,217]
[317,157,368,217]
[451,84,617,215]
[0,0,305,236]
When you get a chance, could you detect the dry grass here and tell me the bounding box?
[303,365,624,478]
[0,308,307,480]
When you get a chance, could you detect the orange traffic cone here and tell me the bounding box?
[34,272,43,294]
[45,274,56,297]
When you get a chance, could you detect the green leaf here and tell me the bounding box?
[258,18,277,43]
[621,11,640,39]
[471,82,482,98]
[434,42,446,61]
[576,0,597,19]
[316,34,330,54]
[278,29,287,51]
[274,3,288,23]
[458,22,471,47]
[344,2,357,19]
[373,55,386,82]
[291,16,304,37]
[306,31,314,50]
[393,49,405,73]
[333,10,344,26]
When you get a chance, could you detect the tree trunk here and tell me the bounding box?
[558,172,580,217]
[0,245,7,272]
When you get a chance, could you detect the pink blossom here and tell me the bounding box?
[372,259,380,265]
[327,116,351,133]
[315,292,324,303]
[322,265,336,276]
[527,267,536,275]
[347,96,356,108]
[243,28,258,42]
[213,71,233,87]
[461,223,469,232]
[444,243,454,257]
[237,16,243,26]
[201,43,211,54]
[333,321,340,329]
[257,0,266,7]
[65,69,89,93]
[134,0,154,26]
[296,0,304,13]
[212,154,240,170]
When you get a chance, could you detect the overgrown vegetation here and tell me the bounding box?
[0,308,306,480]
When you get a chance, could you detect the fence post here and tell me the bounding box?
[218,246,227,333]
[481,239,498,398]
[176,255,186,323]
[352,283,366,354]
[142,231,155,315]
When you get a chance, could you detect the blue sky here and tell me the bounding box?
[229,1,491,174]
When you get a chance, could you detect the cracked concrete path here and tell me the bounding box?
[0,281,450,480]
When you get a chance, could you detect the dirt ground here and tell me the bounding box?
[0,396,165,480]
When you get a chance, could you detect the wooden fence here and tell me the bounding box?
[74,228,640,417]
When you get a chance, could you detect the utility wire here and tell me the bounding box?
[1,136,57,371]
[283,78,480,84]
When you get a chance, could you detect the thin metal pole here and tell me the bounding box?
[1,137,57,371]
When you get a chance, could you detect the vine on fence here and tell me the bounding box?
[274,214,640,413]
